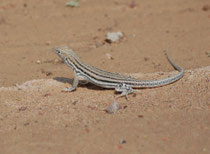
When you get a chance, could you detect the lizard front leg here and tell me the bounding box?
[62,71,88,92]
[62,75,79,92]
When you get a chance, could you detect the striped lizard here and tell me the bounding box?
[53,46,184,99]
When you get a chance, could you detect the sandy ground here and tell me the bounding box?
[0,0,210,153]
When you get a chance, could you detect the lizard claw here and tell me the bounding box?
[62,87,76,92]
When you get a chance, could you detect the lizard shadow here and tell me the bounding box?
[53,77,111,91]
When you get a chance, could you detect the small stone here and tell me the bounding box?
[105,53,114,60]
[72,101,77,105]
[54,58,59,63]
[123,105,128,109]
[41,69,53,76]
[202,148,207,152]
[105,101,121,114]
[205,52,210,57]
[45,41,51,46]
[45,71,52,76]
[15,84,22,90]
[105,32,124,43]
[138,115,144,118]
[120,140,127,144]
[24,122,30,126]
[158,72,164,75]
[19,106,27,111]
[166,30,170,33]
[95,42,104,48]
[202,5,210,11]
[66,0,80,7]
[129,1,137,8]
[36,60,41,64]
[43,93,51,97]
[144,57,149,61]
[23,3,27,7]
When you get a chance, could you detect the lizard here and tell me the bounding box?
[53,46,184,99]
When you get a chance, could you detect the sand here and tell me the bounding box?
[0,0,209,153]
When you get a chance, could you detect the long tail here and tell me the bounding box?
[165,49,184,74]
[134,49,184,87]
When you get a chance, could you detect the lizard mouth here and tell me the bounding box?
[52,48,60,54]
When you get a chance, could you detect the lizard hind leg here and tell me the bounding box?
[115,83,134,99]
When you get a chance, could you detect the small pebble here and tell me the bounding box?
[43,93,51,97]
[54,58,59,63]
[66,0,80,7]
[105,53,114,60]
[105,101,121,114]
[120,140,127,144]
[202,5,210,11]
[144,57,149,61]
[202,148,207,152]
[128,1,137,8]
[105,32,124,43]
[23,3,27,7]
[95,42,104,48]
[24,122,30,126]
[45,41,51,46]
[205,52,210,57]
[72,100,77,105]
[36,60,41,64]
[41,69,53,76]
[138,115,144,118]
[45,71,52,76]
[19,106,27,111]
[159,72,164,75]
[15,84,22,90]
[123,105,128,109]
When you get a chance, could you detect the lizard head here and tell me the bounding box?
[52,46,80,60]
[52,46,71,59]
[52,46,80,69]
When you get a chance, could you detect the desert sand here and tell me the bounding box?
[0,0,209,153]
